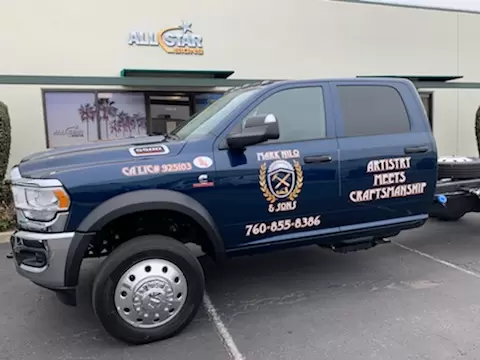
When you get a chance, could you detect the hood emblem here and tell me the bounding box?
[129,144,170,157]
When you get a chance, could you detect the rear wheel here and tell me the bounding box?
[92,235,205,345]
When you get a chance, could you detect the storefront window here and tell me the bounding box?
[97,92,147,140]
[44,92,98,148]
[43,91,147,147]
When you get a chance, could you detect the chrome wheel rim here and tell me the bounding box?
[114,259,188,329]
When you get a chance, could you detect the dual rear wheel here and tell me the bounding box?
[91,235,205,345]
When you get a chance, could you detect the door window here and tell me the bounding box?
[241,86,327,143]
[337,85,411,137]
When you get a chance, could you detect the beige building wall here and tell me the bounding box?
[0,0,479,171]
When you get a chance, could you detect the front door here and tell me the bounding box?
[211,83,342,250]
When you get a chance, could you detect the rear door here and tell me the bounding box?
[330,80,437,229]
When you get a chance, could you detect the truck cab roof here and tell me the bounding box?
[225,77,416,93]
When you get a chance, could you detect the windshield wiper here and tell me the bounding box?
[151,132,179,140]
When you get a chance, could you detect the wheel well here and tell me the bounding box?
[85,209,216,260]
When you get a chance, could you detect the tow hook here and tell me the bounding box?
[436,194,448,207]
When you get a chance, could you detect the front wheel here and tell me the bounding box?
[92,235,205,345]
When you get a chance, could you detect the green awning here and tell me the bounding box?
[0,74,256,87]
[120,69,235,79]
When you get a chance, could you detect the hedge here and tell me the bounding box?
[0,102,14,231]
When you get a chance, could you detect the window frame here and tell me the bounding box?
[42,88,149,148]
[41,88,227,148]
[215,82,337,150]
[418,91,433,129]
[331,83,415,139]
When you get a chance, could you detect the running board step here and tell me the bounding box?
[328,237,391,254]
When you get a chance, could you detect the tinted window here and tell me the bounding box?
[243,86,326,143]
[337,85,410,137]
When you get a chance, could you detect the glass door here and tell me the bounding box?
[147,95,191,135]
[146,92,226,135]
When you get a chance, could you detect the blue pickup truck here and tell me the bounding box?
[8,78,480,344]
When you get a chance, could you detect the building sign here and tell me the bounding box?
[337,0,480,13]
[128,21,204,55]
[53,125,84,138]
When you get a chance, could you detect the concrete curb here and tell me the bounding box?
[0,231,13,244]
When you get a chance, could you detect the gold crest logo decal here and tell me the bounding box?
[259,159,303,213]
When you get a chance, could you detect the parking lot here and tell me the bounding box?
[2,215,480,360]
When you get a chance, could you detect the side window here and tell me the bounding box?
[337,85,411,137]
[242,86,327,143]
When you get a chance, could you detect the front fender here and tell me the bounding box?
[64,189,224,287]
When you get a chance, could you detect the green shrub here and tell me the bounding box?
[0,102,14,231]
[0,101,11,181]
[0,181,14,231]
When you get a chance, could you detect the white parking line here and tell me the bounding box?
[394,241,480,279]
[203,293,245,360]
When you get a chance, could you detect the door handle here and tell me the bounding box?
[404,145,428,154]
[303,155,332,163]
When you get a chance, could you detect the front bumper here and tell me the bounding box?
[10,230,75,289]
[10,229,96,306]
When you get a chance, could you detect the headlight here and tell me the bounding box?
[10,167,71,222]
[11,186,70,221]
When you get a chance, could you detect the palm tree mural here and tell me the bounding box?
[121,113,132,137]
[78,103,97,141]
[109,117,119,137]
[93,96,148,139]
[97,99,118,139]
[132,113,147,135]
[115,111,128,137]
[86,103,96,127]
[78,104,89,140]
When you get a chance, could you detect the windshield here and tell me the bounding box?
[172,87,261,140]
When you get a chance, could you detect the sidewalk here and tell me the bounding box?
[0,231,12,243]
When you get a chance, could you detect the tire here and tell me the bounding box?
[438,156,480,180]
[92,235,205,345]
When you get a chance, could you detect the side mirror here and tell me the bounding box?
[226,114,279,149]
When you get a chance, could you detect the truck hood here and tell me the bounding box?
[17,136,186,178]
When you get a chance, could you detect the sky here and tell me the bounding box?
[349,0,480,13]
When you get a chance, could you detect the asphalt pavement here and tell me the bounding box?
[2,215,480,359]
